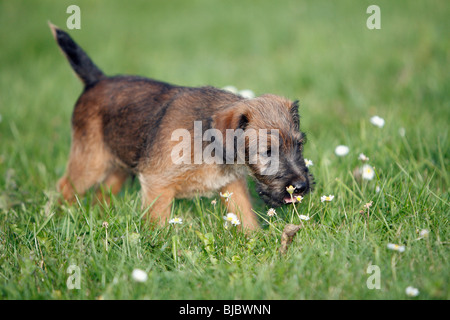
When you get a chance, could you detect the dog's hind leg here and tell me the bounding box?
[94,168,129,205]
[57,125,112,204]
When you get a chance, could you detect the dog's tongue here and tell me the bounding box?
[284,196,295,204]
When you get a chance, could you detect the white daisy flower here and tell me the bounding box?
[267,208,276,217]
[223,213,240,227]
[405,286,419,297]
[131,269,148,283]
[222,85,238,94]
[335,145,349,156]
[230,218,241,226]
[220,191,233,202]
[304,158,314,167]
[387,243,405,252]
[299,215,310,221]
[223,213,238,223]
[169,217,183,225]
[370,115,385,128]
[295,196,304,203]
[417,229,429,239]
[419,229,429,237]
[321,195,334,202]
[358,153,369,161]
[362,164,375,180]
[239,89,255,99]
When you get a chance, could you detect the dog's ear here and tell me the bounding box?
[290,100,300,130]
[212,102,250,163]
[212,102,249,134]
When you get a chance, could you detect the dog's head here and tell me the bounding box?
[212,94,314,207]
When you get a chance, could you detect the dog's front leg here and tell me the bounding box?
[221,178,259,230]
[139,177,175,226]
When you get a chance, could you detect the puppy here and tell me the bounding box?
[50,23,313,230]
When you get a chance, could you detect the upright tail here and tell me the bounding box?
[48,22,105,87]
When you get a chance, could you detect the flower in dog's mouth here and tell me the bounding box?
[284,195,304,204]
[284,185,296,203]
[286,185,295,194]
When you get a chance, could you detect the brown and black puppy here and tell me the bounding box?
[50,23,313,230]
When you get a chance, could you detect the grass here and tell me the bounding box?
[0,0,448,300]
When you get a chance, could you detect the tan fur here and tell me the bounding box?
[52,27,313,231]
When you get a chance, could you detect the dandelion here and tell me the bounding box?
[387,243,405,252]
[267,208,276,217]
[405,286,419,297]
[299,215,310,221]
[220,191,233,202]
[370,115,385,128]
[335,145,349,156]
[304,158,314,167]
[358,153,369,161]
[286,185,295,194]
[321,195,334,202]
[239,89,255,99]
[362,164,375,180]
[131,269,148,283]
[222,85,238,94]
[169,217,183,225]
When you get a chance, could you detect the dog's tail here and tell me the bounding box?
[48,22,105,87]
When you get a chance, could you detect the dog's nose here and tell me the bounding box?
[293,181,308,194]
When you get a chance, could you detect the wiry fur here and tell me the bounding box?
[50,23,313,230]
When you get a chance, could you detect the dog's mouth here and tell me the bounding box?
[255,173,315,208]
[283,192,305,204]
[284,195,297,204]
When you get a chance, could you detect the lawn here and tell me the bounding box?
[0,0,448,300]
